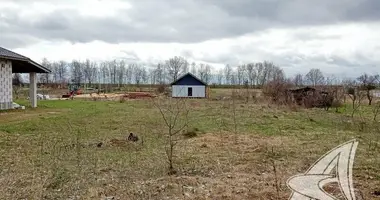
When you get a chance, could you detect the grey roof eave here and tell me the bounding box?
[0,55,51,73]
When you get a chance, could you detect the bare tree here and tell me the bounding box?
[148,67,156,85]
[357,73,379,105]
[39,58,52,84]
[230,69,238,85]
[305,68,325,86]
[117,61,126,86]
[237,65,246,85]
[108,60,118,84]
[255,62,264,86]
[346,81,366,117]
[166,56,187,83]
[12,73,23,99]
[13,73,23,86]
[224,64,232,85]
[70,60,84,85]
[126,64,134,84]
[271,66,285,82]
[50,62,59,84]
[198,63,212,84]
[190,62,197,75]
[141,66,148,84]
[100,62,109,84]
[134,65,143,85]
[261,61,273,85]
[293,73,303,86]
[246,63,257,87]
[152,97,190,175]
[217,69,224,85]
[83,59,97,86]
[181,60,189,75]
[155,63,165,84]
[325,75,338,86]
[56,61,68,84]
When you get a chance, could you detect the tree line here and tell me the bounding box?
[29,56,287,86]
[14,56,379,90]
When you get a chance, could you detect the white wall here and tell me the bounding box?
[0,59,12,110]
[172,85,206,98]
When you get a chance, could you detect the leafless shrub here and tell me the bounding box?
[357,73,379,105]
[372,102,380,121]
[329,86,346,112]
[331,99,343,111]
[347,87,366,117]
[315,92,335,111]
[152,97,190,175]
[156,84,166,94]
[262,79,293,105]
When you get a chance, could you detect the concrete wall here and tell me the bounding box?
[0,59,12,110]
[172,85,206,98]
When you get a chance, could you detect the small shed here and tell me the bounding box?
[170,73,208,98]
[287,86,333,108]
[0,47,51,110]
[287,86,317,105]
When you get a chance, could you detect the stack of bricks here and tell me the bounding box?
[0,60,13,110]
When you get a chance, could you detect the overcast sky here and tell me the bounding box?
[1,0,380,78]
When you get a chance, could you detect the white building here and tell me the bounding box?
[0,47,51,110]
[170,73,208,98]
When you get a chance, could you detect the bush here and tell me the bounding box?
[262,79,293,104]
[156,84,166,94]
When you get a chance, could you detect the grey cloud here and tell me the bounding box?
[326,54,379,75]
[201,0,380,25]
[345,0,380,21]
[184,44,378,78]
[1,0,380,78]
[33,13,70,31]
[0,32,41,50]
[2,0,380,48]
[0,6,255,48]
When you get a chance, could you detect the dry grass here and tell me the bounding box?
[0,90,380,199]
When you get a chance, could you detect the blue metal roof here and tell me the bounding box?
[170,73,207,86]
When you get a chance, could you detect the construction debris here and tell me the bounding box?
[73,92,157,101]
[37,94,50,100]
[12,102,25,109]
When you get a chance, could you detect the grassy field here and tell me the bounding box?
[0,89,380,199]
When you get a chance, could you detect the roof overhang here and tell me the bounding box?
[0,55,51,73]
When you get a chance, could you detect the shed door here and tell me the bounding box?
[188,87,193,97]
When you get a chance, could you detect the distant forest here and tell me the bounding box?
[13,56,380,88]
